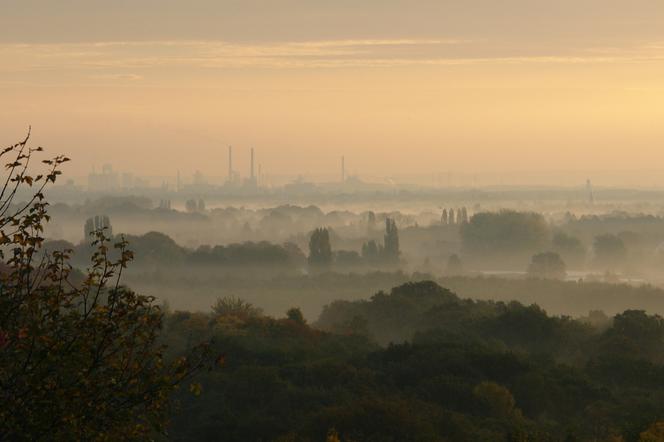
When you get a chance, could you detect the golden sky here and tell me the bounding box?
[2,1,664,184]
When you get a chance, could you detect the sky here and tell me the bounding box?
[2,1,664,185]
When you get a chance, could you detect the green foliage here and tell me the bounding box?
[287,307,306,325]
[593,233,627,270]
[317,281,589,358]
[163,280,664,441]
[640,422,664,442]
[438,275,664,318]
[598,310,664,363]
[461,210,550,259]
[473,381,520,419]
[357,219,400,268]
[123,231,187,265]
[309,227,333,268]
[527,251,566,280]
[0,134,206,440]
[552,231,586,266]
[212,296,263,319]
[72,234,304,273]
[191,241,301,268]
[383,218,400,263]
[361,240,381,262]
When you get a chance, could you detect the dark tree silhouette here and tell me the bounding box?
[593,233,627,270]
[308,227,332,268]
[461,210,550,255]
[527,251,566,280]
[383,218,400,263]
[0,132,207,440]
[459,207,469,224]
[552,232,586,267]
[361,239,380,262]
[286,307,306,325]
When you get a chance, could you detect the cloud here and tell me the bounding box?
[1,39,663,76]
[89,73,143,81]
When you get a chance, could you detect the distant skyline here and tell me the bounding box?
[75,165,664,190]
[2,1,664,184]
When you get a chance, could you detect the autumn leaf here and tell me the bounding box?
[189,383,203,397]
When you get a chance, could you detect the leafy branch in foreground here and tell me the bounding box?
[0,131,209,441]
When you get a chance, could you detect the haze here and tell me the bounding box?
[11,3,664,440]
[2,1,664,184]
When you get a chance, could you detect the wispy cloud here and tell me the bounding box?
[89,73,143,81]
[0,39,461,66]
[1,39,663,76]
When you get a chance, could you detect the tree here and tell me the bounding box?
[212,296,262,319]
[640,421,664,442]
[383,218,400,263]
[600,310,664,362]
[460,210,550,257]
[286,307,306,325]
[361,240,380,262]
[448,208,456,225]
[527,251,566,280]
[552,232,585,267]
[308,227,332,268]
[593,234,627,270]
[123,231,187,266]
[283,242,306,268]
[473,381,521,419]
[459,207,469,224]
[185,198,198,213]
[326,428,342,442]
[0,133,207,440]
[366,211,377,233]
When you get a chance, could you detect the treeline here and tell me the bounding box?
[125,268,664,321]
[165,281,664,441]
[45,232,306,270]
[309,218,401,271]
[45,197,428,249]
[459,209,664,274]
[48,216,406,274]
[51,203,664,278]
[438,275,664,318]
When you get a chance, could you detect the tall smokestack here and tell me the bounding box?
[586,179,594,204]
[228,146,233,182]
[250,148,255,181]
[341,156,345,183]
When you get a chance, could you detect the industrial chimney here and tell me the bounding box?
[250,148,255,181]
[586,179,594,204]
[228,145,233,183]
[341,156,346,183]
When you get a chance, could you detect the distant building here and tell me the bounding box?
[88,164,118,192]
[193,171,207,187]
[84,215,112,240]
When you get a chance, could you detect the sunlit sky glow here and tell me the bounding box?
[2,1,664,185]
